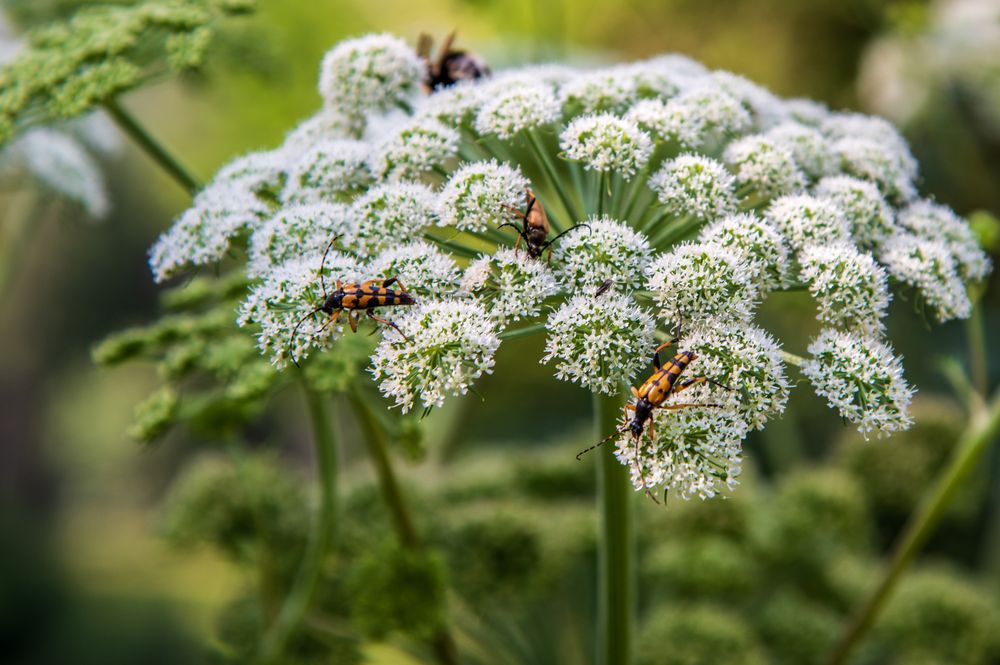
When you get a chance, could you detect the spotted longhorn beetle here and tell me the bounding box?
[577,334,734,502]
[287,237,416,367]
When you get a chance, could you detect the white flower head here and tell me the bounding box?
[897,199,991,281]
[559,67,638,114]
[248,203,352,278]
[648,85,752,149]
[783,98,830,127]
[7,127,109,218]
[318,33,424,118]
[648,154,738,222]
[370,300,501,412]
[614,404,747,500]
[765,122,838,180]
[351,181,440,256]
[709,71,788,131]
[833,137,917,204]
[700,213,790,293]
[765,194,852,250]
[551,216,652,291]
[813,175,896,249]
[371,117,460,180]
[802,329,915,439]
[438,160,529,232]
[238,251,366,367]
[822,112,918,180]
[559,113,653,178]
[281,139,372,204]
[368,240,461,298]
[415,79,486,125]
[149,180,271,282]
[461,248,560,324]
[683,320,791,430]
[799,244,891,335]
[212,148,290,194]
[647,242,757,324]
[283,109,360,149]
[724,135,806,201]
[542,293,656,395]
[620,60,685,99]
[474,82,561,139]
[879,233,972,322]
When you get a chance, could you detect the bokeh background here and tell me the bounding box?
[2,0,999,663]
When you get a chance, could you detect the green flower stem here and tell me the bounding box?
[650,214,699,248]
[780,351,805,367]
[824,387,1000,665]
[104,97,202,196]
[594,390,635,665]
[499,322,547,340]
[350,391,421,548]
[421,231,483,259]
[526,128,581,227]
[256,383,339,664]
[0,187,41,307]
[349,391,460,665]
[967,296,988,396]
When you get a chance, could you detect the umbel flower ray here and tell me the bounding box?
[147,32,991,499]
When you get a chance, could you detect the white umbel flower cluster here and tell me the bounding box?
[559,114,653,178]
[145,32,990,500]
[461,249,559,324]
[550,216,651,291]
[802,329,915,438]
[370,300,500,412]
[542,293,656,395]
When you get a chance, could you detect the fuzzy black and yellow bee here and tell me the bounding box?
[577,335,733,501]
[288,239,416,367]
[416,31,490,91]
[499,188,589,260]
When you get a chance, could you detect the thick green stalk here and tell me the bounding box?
[349,392,460,665]
[256,384,339,663]
[594,390,634,665]
[104,97,202,196]
[0,188,40,307]
[823,388,1000,665]
[350,392,421,547]
[966,298,988,397]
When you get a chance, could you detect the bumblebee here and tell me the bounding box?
[417,32,490,91]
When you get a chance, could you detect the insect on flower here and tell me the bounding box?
[416,31,490,91]
[499,188,589,261]
[577,334,733,501]
[288,237,416,367]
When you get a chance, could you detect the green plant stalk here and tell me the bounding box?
[967,298,988,397]
[824,387,1000,665]
[256,383,339,663]
[349,391,460,665]
[0,187,41,307]
[594,390,634,665]
[350,391,421,548]
[104,97,202,196]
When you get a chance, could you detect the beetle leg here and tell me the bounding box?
[347,310,359,333]
[652,337,680,370]
[367,310,410,341]
[381,275,409,293]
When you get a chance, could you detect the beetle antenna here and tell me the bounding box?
[319,235,340,300]
[576,426,626,460]
[287,307,324,369]
[540,222,591,250]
